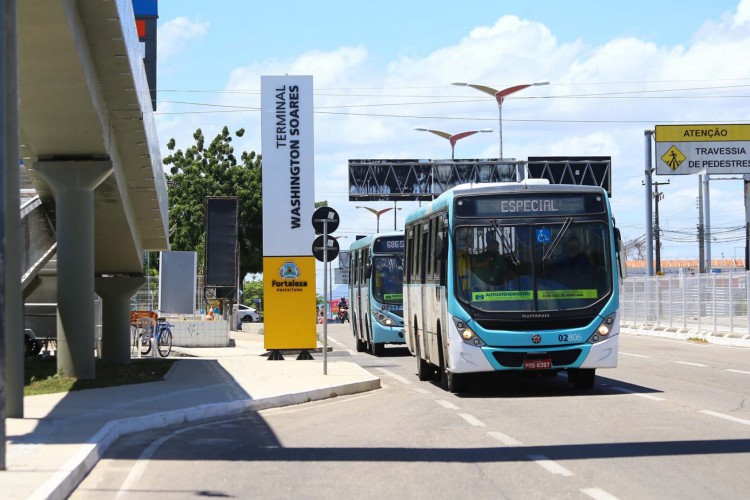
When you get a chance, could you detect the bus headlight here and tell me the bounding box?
[373,311,395,326]
[588,313,617,343]
[452,317,485,346]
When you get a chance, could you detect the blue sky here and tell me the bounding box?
[154,0,750,288]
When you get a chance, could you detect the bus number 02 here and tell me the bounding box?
[558,334,582,342]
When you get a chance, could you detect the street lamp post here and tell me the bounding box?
[356,205,402,232]
[451,81,549,160]
[414,127,493,160]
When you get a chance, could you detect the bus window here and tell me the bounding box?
[372,256,404,303]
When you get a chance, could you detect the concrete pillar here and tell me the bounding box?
[95,275,146,364]
[4,0,24,422]
[34,160,112,379]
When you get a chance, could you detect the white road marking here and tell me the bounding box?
[612,387,664,401]
[674,361,707,367]
[700,410,750,427]
[261,392,379,415]
[375,368,412,385]
[619,351,650,358]
[726,368,750,375]
[458,413,485,427]
[116,415,247,499]
[582,487,620,500]
[436,399,460,410]
[486,431,522,446]
[412,387,430,394]
[527,455,574,476]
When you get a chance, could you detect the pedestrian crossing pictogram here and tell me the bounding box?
[661,145,686,171]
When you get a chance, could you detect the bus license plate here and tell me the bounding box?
[523,358,551,370]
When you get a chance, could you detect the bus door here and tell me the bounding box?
[355,249,367,342]
[419,222,431,361]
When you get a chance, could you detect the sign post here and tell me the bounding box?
[312,207,340,375]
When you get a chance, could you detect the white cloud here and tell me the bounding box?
[158,17,209,61]
[734,0,750,26]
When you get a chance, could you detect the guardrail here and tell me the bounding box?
[20,196,56,289]
[620,271,750,335]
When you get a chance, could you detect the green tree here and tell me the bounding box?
[242,278,264,306]
[163,127,263,279]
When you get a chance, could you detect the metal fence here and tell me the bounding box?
[130,274,216,314]
[620,271,750,335]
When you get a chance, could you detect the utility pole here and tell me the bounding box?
[698,175,705,274]
[644,131,655,276]
[652,179,670,274]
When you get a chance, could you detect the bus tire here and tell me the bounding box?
[372,342,384,357]
[569,368,596,389]
[415,334,432,381]
[355,335,366,352]
[365,322,372,354]
[444,370,465,394]
[436,328,463,392]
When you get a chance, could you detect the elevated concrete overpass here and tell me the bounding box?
[11,0,169,384]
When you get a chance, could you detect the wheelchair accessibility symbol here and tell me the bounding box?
[536,228,551,244]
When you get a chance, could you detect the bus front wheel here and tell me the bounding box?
[442,369,465,393]
[437,329,464,393]
[415,333,433,381]
[355,335,367,352]
[372,342,384,357]
[568,368,596,389]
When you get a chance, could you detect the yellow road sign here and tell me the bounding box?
[661,146,686,171]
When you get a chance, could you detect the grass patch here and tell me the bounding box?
[24,356,176,396]
[687,337,709,344]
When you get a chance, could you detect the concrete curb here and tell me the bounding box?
[622,326,750,348]
[31,377,381,500]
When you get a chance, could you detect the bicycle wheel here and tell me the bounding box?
[131,325,138,356]
[157,327,172,357]
[140,329,152,356]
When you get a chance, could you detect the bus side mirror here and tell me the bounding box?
[614,228,627,280]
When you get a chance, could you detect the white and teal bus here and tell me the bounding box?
[404,180,624,392]
[348,232,406,356]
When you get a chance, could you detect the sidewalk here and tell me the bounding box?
[2,326,380,500]
[622,325,750,348]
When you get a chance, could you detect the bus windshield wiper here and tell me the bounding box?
[391,252,404,265]
[542,217,573,263]
[489,219,520,266]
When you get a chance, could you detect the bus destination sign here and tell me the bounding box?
[373,236,405,253]
[457,194,604,218]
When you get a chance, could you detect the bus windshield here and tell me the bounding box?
[455,220,612,313]
[372,256,404,304]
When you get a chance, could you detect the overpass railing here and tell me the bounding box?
[20,196,56,289]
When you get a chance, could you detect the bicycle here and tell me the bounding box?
[133,317,173,357]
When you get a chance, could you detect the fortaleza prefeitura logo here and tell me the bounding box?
[272,261,308,291]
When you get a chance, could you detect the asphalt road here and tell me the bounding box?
[72,324,750,499]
